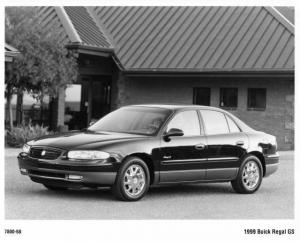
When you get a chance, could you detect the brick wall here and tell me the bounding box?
[116,74,294,150]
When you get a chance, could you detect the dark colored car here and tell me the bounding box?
[18,105,279,201]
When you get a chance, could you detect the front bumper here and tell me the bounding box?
[18,153,118,188]
[264,152,279,177]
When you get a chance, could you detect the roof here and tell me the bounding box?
[129,104,223,111]
[39,6,294,73]
[64,7,112,49]
[275,7,294,24]
[5,43,20,62]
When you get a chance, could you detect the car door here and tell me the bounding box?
[159,110,208,183]
[199,109,248,181]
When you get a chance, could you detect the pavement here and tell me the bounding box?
[5,148,294,219]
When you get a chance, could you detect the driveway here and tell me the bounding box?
[5,148,294,219]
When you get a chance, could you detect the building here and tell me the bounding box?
[39,6,294,150]
[5,43,20,62]
[5,43,20,125]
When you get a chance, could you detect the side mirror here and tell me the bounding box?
[89,121,96,127]
[163,128,184,141]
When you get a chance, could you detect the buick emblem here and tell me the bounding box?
[41,150,46,156]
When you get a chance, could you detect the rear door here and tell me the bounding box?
[159,110,208,183]
[199,110,248,181]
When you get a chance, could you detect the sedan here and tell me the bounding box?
[18,105,279,201]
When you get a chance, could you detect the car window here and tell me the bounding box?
[201,110,229,135]
[166,110,200,136]
[88,107,171,135]
[225,115,240,133]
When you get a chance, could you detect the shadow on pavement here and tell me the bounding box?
[149,183,235,196]
[26,182,235,201]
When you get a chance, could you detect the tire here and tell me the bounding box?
[231,155,263,194]
[112,156,150,201]
[43,184,68,191]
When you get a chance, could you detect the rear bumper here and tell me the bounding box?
[264,152,279,177]
[18,154,117,187]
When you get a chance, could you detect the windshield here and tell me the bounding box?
[88,106,172,135]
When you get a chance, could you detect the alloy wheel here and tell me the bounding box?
[242,160,260,190]
[123,164,146,198]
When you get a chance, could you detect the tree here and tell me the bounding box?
[5,7,78,129]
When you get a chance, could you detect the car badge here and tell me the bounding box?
[41,150,46,156]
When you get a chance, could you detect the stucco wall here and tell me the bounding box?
[115,75,294,150]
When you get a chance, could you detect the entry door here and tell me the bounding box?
[159,110,208,183]
[200,110,248,180]
[80,76,111,126]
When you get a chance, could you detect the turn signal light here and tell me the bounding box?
[67,174,83,180]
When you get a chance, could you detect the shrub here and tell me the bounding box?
[5,122,53,147]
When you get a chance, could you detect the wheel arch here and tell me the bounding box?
[125,153,156,185]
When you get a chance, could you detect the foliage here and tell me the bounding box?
[5,7,78,100]
[5,122,53,147]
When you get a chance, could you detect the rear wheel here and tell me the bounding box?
[43,184,68,191]
[231,155,263,194]
[113,157,150,201]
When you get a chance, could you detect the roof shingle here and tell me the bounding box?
[42,6,294,72]
[64,6,112,48]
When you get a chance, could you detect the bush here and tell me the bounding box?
[5,122,53,147]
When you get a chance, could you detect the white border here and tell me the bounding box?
[1,1,298,241]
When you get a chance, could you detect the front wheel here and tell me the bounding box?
[231,155,263,194]
[113,157,150,201]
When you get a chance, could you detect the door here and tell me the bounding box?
[65,77,111,130]
[200,109,248,180]
[80,76,111,127]
[159,110,208,183]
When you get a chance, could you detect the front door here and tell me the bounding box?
[199,109,248,180]
[159,110,208,183]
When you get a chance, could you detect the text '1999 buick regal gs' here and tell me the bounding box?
[18,105,279,201]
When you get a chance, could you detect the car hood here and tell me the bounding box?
[28,130,146,150]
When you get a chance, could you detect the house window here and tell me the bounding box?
[193,87,210,106]
[220,88,238,108]
[248,88,266,110]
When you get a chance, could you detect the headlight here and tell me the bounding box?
[67,150,110,160]
[22,144,31,153]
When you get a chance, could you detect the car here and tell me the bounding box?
[18,104,279,201]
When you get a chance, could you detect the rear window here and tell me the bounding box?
[225,115,240,133]
[200,110,229,135]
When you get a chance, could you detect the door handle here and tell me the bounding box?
[236,140,244,146]
[195,143,206,150]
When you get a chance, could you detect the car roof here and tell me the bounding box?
[122,104,254,132]
[127,104,224,112]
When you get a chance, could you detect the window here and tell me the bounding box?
[193,87,211,106]
[89,107,171,135]
[225,115,240,133]
[248,88,266,110]
[201,110,229,135]
[166,111,200,136]
[220,88,238,108]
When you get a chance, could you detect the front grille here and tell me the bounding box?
[28,170,66,179]
[29,147,62,160]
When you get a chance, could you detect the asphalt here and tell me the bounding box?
[5,148,294,219]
